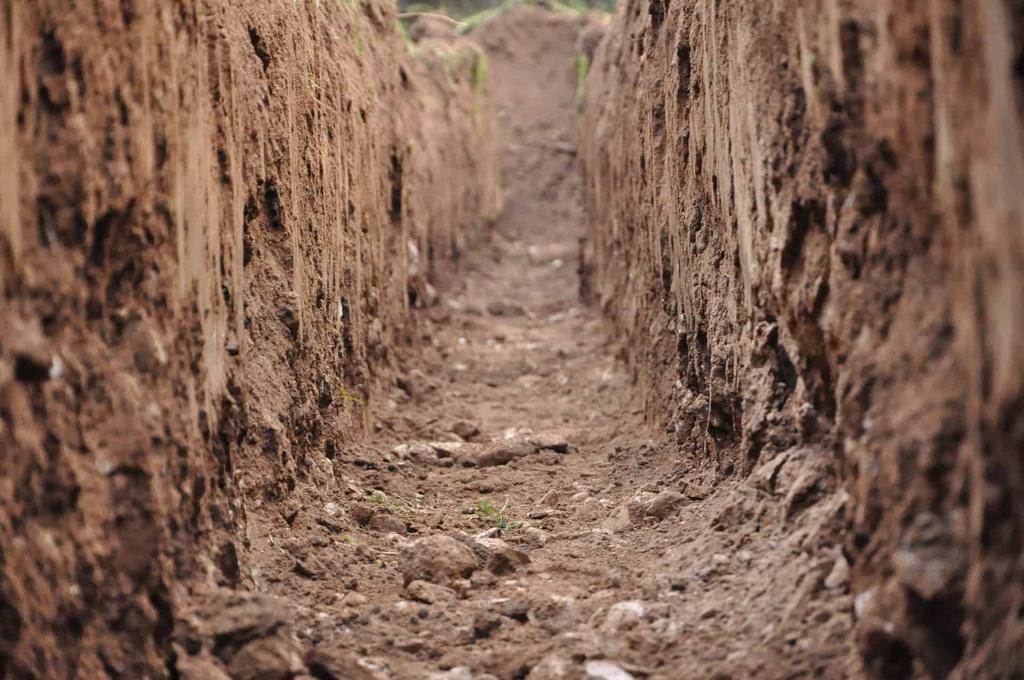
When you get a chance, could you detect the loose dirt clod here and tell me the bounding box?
[400,535,480,585]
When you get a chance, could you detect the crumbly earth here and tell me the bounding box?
[206,8,857,679]
[581,2,1024,676]
[5,2,1021,679]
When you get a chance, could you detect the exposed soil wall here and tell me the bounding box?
[581,1,1024,677]
[0,1,498,676]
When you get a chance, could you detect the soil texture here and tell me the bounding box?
[214,8,856,679]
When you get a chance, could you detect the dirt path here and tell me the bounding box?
[205,8,856,680]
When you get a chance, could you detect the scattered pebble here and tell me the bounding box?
[584,660,635,680]
[399,535,479,585]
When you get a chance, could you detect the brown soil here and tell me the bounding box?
[2,1,1022,679]
[0,1,497,676]
[582,2,1024,678]
[218,7,855,679]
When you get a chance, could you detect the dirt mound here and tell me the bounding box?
[0,1,497,676]
[582,1,1024,676]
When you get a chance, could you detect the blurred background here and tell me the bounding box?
[397,0,617,26]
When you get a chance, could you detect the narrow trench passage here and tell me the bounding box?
[222,8,853,680]
[5,1,1023,678]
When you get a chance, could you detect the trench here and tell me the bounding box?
[3,1,1024,679]
[226,8,856,679]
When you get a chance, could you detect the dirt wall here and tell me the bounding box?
[0,0,498,676]
[581,1,1024,677]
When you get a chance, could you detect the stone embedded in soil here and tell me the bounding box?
[602,600,646,633]
[227,635,306,680]
[472,536,532,574]
[824,555,851,590]
[601,505,632,533]
[368,513,406,534]
[429,441,466,457]
[528,596,578,634]
[473,610,505,638]
[487,544,531,575]
[644,489,684,519]
[198,591,293,655]
[400,534,479,585]
[501,596,531,622]
[392,442,438,463]
[306,644,388,680]
[584,660,635,680]
[463,440,537,467]
[407,579,457,604]
[527,653,572,680]
[350,503,375,527]
[528,432,570,453]
[452,420,481,440]
[524,527,549,546]
[340,591,368,607]
[176,655,233,680]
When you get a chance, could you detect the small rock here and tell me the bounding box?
[227,635,306,680]
[350,504,375,527]
[536,451,561,465]
[527,653,571,679]
[824,555,850,590]
[399,535,479,585]
[644,490,684,519]
[369,513,406,534]
[602,600,645,633]
[175,655,232,680]
[395,637,425,653]
[699,605,720,620]
[584,660,635,680]
[625,492,659,522]
[341,592,368,607]
[428,441,465,457]
[524,527,548,546]
[528,432,569,453]
[601,506,632,533]
[501,597,530,622]
[474,527,502,541]
[406,580,456,604]
[306,644,387,680]
[468,440,536,467]
[473,537,531,575]
[473,611,503,638]
[528,596,577,634]
[452,420,481,440]
[392,442,438,463]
